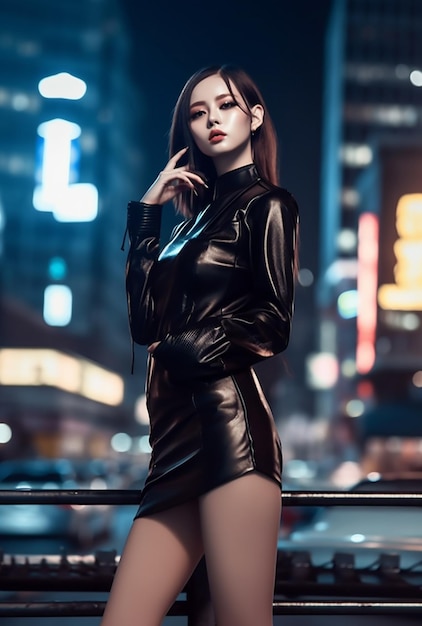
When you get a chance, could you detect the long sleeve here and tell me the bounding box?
[152,191,299,381]
[125,201,162,345]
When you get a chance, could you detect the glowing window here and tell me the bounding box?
[48,257,67,281]
[43,285,72,326]
[341,144,373,167]
[38,72,87,100]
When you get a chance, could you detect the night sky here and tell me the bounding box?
[121,0,333,278]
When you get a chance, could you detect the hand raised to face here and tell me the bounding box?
[140,147,208,206]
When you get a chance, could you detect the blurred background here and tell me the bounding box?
[0,0,422,622]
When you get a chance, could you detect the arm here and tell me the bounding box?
[125,148,208,346]
[125,201,162,345]
[153,192,299,381]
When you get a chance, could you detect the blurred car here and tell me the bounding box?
[0,458,113,548]
[73,458,118,489]
[277,475,422,623]
[281,474,422,563]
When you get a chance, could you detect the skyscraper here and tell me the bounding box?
[316,0,422,417]
[0,0,146,456]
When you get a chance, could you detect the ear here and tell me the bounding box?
[250,104,264,132]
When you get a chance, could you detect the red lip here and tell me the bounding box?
[208,130,226,141]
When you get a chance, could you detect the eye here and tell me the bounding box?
[190,109,204,121]
[220,100,236,110]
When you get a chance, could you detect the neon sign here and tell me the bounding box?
[378,194,422,311]
[356,213,379,374]
[33,118,98,222]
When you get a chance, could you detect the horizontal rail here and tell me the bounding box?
[1,489,421,619]
[0,489,141,505]
[0,601,187,618]
[1,600,422,617]
[273,601,422,615]
[0,489,422,506]
[282,490,422,506]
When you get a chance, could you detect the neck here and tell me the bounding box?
[212,144,254,176]
[211,163,259,200]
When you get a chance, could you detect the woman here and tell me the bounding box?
[102,65,299,626]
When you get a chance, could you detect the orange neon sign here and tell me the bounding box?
[378,194,422,311]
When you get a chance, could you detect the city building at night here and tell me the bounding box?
[315,0,422,467]
[0,0,147,458]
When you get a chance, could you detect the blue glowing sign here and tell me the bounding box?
[33,118,98,222]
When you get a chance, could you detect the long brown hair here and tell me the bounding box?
[169,65,280,217]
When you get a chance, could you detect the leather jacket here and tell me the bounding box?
[125,164,299,383]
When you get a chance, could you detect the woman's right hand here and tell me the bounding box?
[141,147,207,205]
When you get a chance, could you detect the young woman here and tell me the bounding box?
[101,65,299,626]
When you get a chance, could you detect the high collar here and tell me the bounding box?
[213,164,260,200]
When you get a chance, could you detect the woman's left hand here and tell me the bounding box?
[147,342,161,353]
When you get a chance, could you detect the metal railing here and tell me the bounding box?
[1,488,422,506]
[0,489,421,622]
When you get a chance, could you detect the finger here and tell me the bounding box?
[161,169,208,188]
[165,172,203,192]
[185,171,209,187]
[165,147,189,169]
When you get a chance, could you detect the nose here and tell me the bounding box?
[207,109,221,128]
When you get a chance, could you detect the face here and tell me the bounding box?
[189,74,262,174]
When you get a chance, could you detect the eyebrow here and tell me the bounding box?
[189,93,234,109]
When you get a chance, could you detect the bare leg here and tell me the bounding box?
[100,500,204,626]
[199,473,281,626]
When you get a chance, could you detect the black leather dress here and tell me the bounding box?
[125,164,299,517]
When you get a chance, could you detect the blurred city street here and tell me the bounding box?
[1,0,422,623]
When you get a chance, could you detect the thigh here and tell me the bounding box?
[199,473,281,626]
[101,499,204,626]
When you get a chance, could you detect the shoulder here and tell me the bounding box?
[245,180,299,226]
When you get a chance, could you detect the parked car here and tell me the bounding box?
[0,458,113,548]
[276,475,422,624]
[281,475,422,563]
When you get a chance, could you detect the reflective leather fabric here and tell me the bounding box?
[125,164,299,517]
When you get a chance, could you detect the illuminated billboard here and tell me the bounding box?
[368,145,422,370]
[378,193,422,311]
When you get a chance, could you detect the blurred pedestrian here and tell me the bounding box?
[101,64,299,626]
